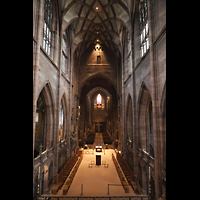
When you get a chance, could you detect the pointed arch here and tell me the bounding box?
[160,81,166,183]
[137,81,151,109]
[37,80,56,107]
[137,81,153,155]
[79,73,117,98]
[124,93,134,171]
[125,93,133,146]
[60,92,68,142]
[34,81,55,156]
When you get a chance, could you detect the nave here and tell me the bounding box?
[47,133,137,197]
[56,149,135,196]
[33,0,166,199]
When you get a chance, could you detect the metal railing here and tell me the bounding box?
[39,196,148,200]
[39,182,148,199]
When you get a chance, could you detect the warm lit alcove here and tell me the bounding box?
[94,93,105,109]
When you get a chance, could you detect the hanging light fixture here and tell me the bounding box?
[93,40,103,51]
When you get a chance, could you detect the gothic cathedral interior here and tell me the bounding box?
[33,0,166,199]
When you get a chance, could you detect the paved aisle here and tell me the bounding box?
[65,149,134,196]
[94,132,104,146]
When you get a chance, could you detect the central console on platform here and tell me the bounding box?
[95,145,102,152]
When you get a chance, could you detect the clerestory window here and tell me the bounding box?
[62,31,67,74]
[139,0,149,57]
[43,0,53,56]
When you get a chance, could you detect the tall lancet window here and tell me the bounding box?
[59,102,64,143]
[97,94,102,105]
[94,94,105,109]
[43,0,53,56]
[62,31,67,74]
[139,0,149,57]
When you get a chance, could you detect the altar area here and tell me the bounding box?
[94,132,104,152]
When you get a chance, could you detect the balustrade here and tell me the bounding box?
[137,148,154,168]
[39,195,148,200]
[34,139,68,170]
[34,148,54,168]
[34,140,67,168]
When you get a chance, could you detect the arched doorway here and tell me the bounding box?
[34,82,55,157]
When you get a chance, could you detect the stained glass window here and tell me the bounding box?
[139,0,149,57]
[62,32,67,74]
[43,0,53,56]
[94,94,105,109]
[97,94,102,105]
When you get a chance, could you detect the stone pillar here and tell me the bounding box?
[132,0,140,183]
[121,52,125,156]
[33,0,44,160]
[53,28,62,177]
[148,0,160,199]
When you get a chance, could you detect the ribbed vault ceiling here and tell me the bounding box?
[61,0,133,59]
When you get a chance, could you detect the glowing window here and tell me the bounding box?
[43,0,53,56]
[139,0,149,57]
[97,94,102,104]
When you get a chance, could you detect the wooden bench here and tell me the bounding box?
[116,152,137,191]
[51,184,60,194]
[51,154,80,194]
[112,153,129,193]
[63,184,70,195]
[124,185,129,193]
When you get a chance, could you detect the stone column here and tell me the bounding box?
[33,0,44,160]
[53,28,62,177]
[148,0,160,199]
[131,3,139,178]
[120,51,125,157]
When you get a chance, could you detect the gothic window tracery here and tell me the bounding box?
[139,0,149,57]
[94,94,105,109]
[62,31,67,74]
[43,0,53,56]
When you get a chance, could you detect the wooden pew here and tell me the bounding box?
[116,152,137,191]
[51,154,79,194]
[112,153,129,193]
[51,184,60,195]
[62,155,83,195]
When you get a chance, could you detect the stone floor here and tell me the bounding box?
[56,149,135,196]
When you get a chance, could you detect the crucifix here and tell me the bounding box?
[96,121,102,133]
